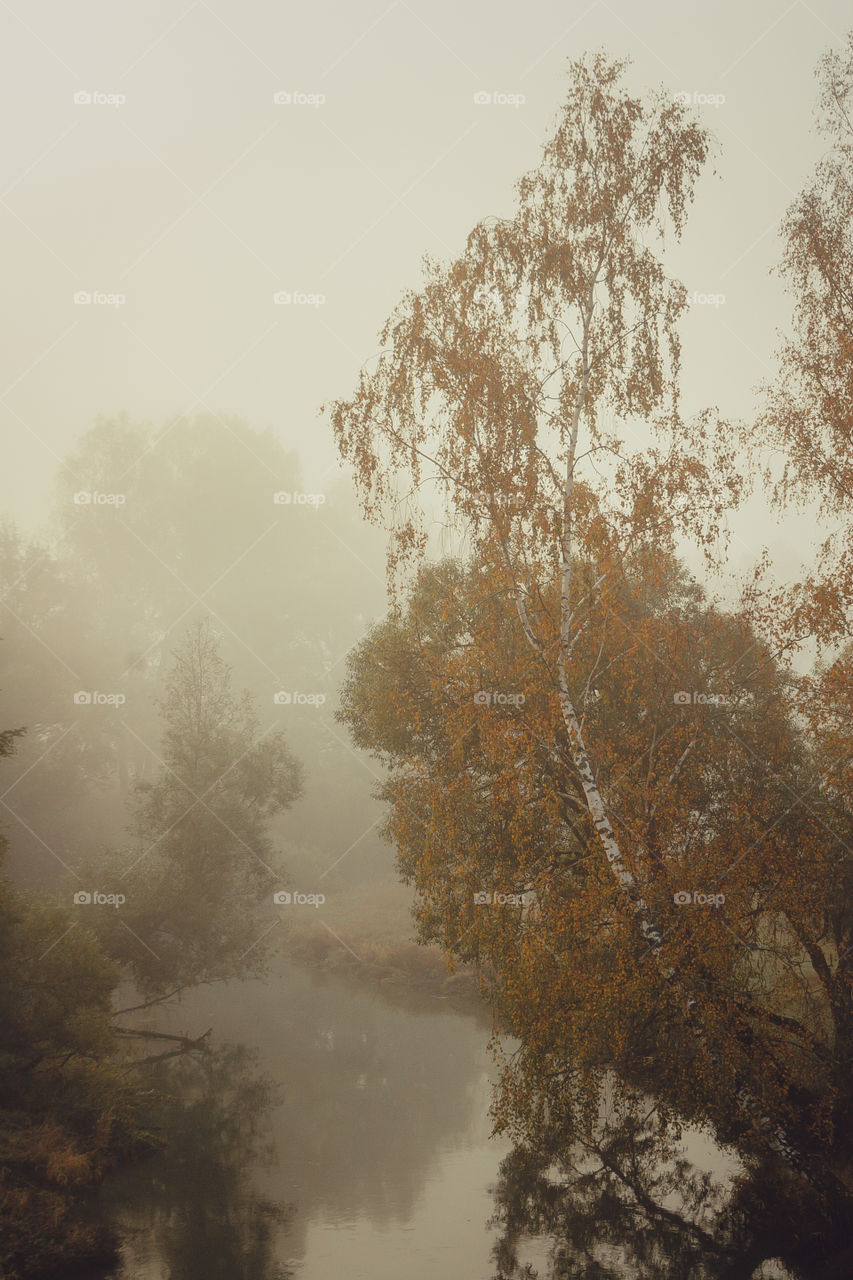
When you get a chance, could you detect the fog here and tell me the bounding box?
[3,4,853,1279]
[3,1,848,580]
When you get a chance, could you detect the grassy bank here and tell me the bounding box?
[277,879,486,1016]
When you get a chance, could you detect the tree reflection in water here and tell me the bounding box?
[488,1085,853,1280]
[96,1044,293,1280]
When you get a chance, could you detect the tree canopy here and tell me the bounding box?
[329,49,853,1199]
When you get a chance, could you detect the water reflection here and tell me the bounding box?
[488,1086,853,1280]
[95,1044,292,1280]
[91,963,853,1279]
[96,961,518,1280]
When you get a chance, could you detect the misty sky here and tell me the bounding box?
[1,0,849,597]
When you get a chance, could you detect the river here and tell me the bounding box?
[88,959,554,1279]
[86,959,793,1280]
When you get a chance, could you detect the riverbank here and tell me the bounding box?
[277,878,487,1018]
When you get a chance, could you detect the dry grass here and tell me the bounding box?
[278,877,483,1010]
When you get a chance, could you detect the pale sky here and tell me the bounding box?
[1,0,849,602]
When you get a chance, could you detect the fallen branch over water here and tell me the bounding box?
[115,1026,212,1049]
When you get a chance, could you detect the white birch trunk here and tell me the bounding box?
[504,290,802,1171]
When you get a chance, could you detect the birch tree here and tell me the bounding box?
[324,54,853,1181]
[327,55,743,952]
[755,32,853,647]
[327,59,745,1007]
[339,552,853,1184]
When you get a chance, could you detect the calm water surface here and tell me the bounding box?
[95,960,555,1280]
[93,959,743,1280]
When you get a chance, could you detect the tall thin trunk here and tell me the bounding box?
[503,287,806,1176]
